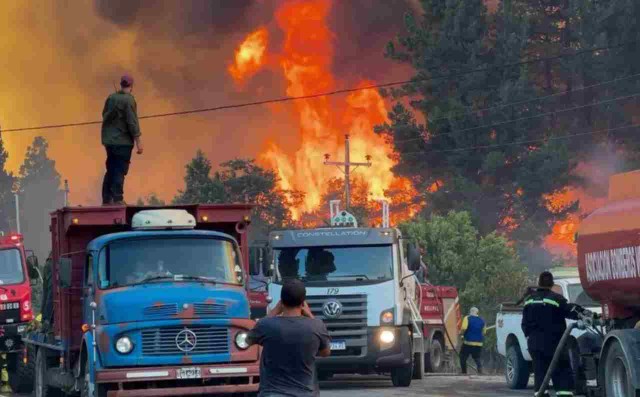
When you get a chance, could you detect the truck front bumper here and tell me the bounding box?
[317,326,412,374]
[96,362,259,396]
[0,322,28,353]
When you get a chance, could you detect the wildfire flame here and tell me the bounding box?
[254,0,415,222]
[228,27,269,84]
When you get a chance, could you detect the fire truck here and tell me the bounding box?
[0,233,40,393]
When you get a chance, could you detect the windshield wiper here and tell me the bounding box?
[175,275,244,287]
[131,275,175,285]
[329,274,371,280]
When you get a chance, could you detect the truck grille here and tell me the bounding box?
[0,302,20,324]
[143,304,178,317]
[194,303,227,317]
[307,294,367,356]
[141,326,229,356]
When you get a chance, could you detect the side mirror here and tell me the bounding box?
[26,254,40,281]
[407,243,421,272]
[59,258,72,288]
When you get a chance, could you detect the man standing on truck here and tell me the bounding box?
[522,271,579,397]
[101,74,143,205]
[248,279,331,397]
[459,306,485,375]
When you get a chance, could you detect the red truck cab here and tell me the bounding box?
[0,233,37,347]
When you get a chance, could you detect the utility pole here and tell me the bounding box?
[324,134,372,209]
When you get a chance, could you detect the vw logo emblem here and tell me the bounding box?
[323,300,342,318]
[175,328,197,352]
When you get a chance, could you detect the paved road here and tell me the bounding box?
[0,375,534,396]
[321,374,531,397]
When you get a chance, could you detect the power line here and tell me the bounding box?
[399,123,640,155]
[0,41,633,134]
[392,91,640,144]
[415,72,640,129]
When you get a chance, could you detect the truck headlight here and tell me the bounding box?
[235,332,250,350]
[380,330,395,344]
[115,336,133,354]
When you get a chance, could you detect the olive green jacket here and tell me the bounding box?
[101,91,142,146]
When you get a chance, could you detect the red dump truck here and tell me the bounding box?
[573,170,640,396]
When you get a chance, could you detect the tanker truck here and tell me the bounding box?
[572,170,640,396]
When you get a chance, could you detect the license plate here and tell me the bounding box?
[0,302,18,311]
[330,341,346,351]
[176,367,201,379]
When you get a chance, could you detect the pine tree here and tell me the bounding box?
[0,131,16,232]
[18,137,64,261]
[381,0,578,269]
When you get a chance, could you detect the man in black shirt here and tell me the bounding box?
[248,279,331,397]
[522,271,579,396]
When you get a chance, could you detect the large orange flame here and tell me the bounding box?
[228,27,269,84]
[258,0,415,222]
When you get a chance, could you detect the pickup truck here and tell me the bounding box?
[496,277,600,391]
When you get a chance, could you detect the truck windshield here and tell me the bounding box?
[567,283,599,307]
[99,238,243,289]
[0,249,24,285]
[273,245,393,283]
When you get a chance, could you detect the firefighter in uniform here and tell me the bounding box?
[522,271,579,396]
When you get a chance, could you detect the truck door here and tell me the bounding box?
[82,254,95,325]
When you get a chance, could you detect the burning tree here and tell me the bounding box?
[380,0,585,269]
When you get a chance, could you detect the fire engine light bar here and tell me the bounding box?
[125,370,170,379]
[209,367,248,375]
[132,210,196,230]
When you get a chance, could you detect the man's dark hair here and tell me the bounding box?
[538,271,554,288]
[281,279,306,308]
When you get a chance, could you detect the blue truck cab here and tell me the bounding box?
[22,205,260,397]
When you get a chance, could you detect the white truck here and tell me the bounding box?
[496,276,601,392]
[265,209,426,387]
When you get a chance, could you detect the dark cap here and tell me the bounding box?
[120,75,134,88]
[538,271,554,288]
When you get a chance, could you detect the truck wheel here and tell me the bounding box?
[569,342,586,396]
[605,341,634,397]
[425,338,444,373]
[391,360,413,387]
[7,348,35,394]
[412,352,424,379]
[34,348,62,397]
[505,344,529,389]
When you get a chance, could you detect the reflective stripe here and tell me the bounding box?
[463,341,483,347]
[556,392,574,396]
[524,298,560,307]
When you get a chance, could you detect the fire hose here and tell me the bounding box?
[534,309,603,397]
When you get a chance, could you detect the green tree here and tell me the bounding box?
[174,153,303,242]
[381,0,579,269]
[0,131,16,232]
[173,150,226,204]
[136,193,166,206]
[18,137,64,261]
[402,211,528,356]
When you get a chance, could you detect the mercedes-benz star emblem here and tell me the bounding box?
[175,329,197,352]
[322,300,343,318]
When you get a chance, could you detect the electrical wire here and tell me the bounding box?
[391,73,640,144]
[392,92,640,144]
[400,123,640,155]
[0,41,634,134]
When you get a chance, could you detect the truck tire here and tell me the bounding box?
[425,338,444,373]
[569,342,586,396]
[604,341,635,397]
[7,347,35,394]
[34,348,62,397]
[391,358,413,387]
[412,352,424,379]
[505,344,529,389]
